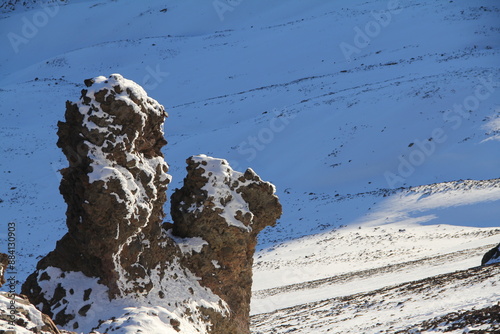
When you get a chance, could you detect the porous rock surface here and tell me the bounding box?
[18,74,281,334]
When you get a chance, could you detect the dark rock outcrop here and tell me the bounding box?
[481,242,500,266]
[20,74,281,334]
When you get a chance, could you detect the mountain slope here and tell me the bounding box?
[251,263,500,333]
[0,0,499,332]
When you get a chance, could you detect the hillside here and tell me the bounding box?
[0,0,499,332]
[252,262,500,333]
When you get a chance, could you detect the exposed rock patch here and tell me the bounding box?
[19,74,281,334]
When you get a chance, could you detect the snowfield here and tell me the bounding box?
[0,0,499,332]
[252,263,500,333]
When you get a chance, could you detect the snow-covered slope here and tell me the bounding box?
[0,0,499,332]
[252,262,500,333]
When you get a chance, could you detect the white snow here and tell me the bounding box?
[33,264,228,333]
[481,110,500,142]
[78,74,171,229]
[166,229,208,255]
[251,222,500,313]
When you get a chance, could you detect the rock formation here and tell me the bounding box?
[481,242,500,266]
[171,155,282,333]
[20,74,281,334]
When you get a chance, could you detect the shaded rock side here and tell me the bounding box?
[170,155,282,334]
[481,242,500,266]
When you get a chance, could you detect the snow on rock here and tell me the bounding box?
[166,229,208,255]
[18,75,280,334]
[170,154,282,333]
[22,73,172,299]
[251,263,500,334]
[405,302,500,334]
[29,264,227,334]
[189,154,256,231]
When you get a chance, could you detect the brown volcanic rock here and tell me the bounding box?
[170,155,282,333]
[20,74,281,334]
